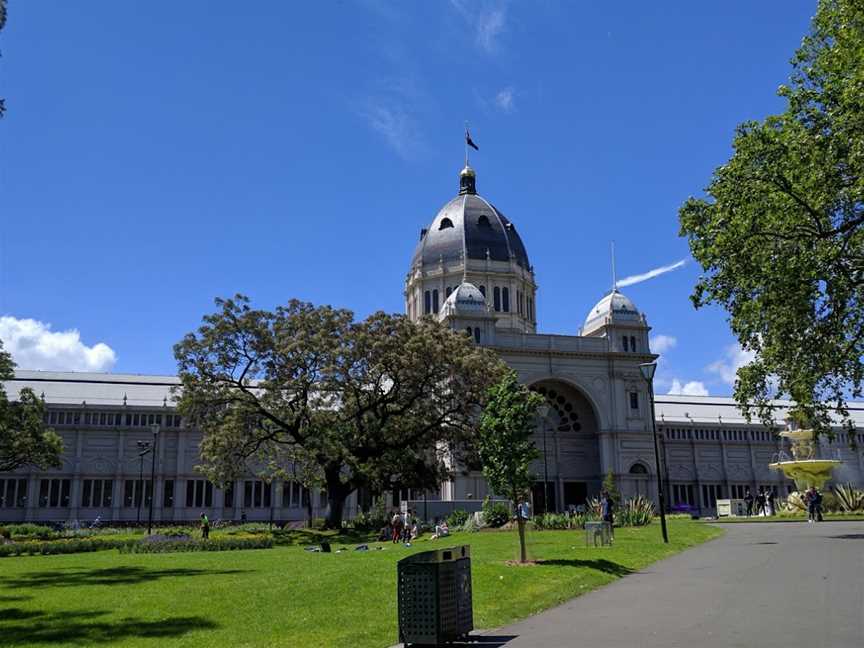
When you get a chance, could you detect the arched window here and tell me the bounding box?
[466,326,473,337]
[630,336,637,352]
[432,289,439,313]
[474,328,481,343]
[424,291,431,315]
[439,218,454,230]
[623,336,629,352]
[493,287,501,312]
[629,463,648,475]
[478,215,491,227]
[502,287,510,312]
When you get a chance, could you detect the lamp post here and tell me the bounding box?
[537,403,551,514]
[147,424,160,535]
[135,441,151,523]
[639,362,669,544]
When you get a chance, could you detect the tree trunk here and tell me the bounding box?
[323,467,354,529]
[516,515,528,563]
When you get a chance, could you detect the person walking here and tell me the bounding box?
[766,489,776,516]
[755,489,767,516]
[814,488,824,522]
[391,510,403,543]
[806,487,817,522]
[744,488,754,517]
[200,512,210,539]
[600,490,615,540]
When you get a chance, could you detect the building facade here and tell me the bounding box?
[2,163,864,523]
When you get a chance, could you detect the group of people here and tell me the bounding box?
[380,510,420,543]
[803,486,824,523]
[743,488,776,517]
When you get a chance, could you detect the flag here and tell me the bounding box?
[465,129,479,151]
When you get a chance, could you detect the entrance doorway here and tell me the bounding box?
[563,482,587,509]
[532,481,556,514]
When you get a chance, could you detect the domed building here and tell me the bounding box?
[413,163,660,511]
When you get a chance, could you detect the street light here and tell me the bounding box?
[639,362,668,543]
[135,441,151,523]
[147,424,160,535]
[537,403,551,514]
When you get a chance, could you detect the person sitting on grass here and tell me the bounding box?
[409,520,420,541]
[200,512,210,539]
[431,519,449,540]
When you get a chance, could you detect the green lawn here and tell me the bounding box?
[0,519,721,648]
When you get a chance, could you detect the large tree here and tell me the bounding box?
[679,0,864,432]
[174,295,506,527]
[0,341,63,472]
[477,371,543,563]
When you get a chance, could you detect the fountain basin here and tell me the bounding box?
[769,459,841,491]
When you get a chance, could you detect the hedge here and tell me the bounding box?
[0,537,136,557]
[119,536,273,554]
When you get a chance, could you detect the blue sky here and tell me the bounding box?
[0,1,816,395]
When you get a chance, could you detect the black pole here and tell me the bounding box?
[147,428,159,535]
[542,419,550,514]
[646,382,669,543]
[137,452,144,523]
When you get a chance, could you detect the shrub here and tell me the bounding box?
[531,513,585,531]
[482,498,510,528]
[120,536,273,554]
[459,514,486,533]
[5,523,58,541]
[0,527,9,541]
[617,495,655,527]
[834,483,864,512]
[820,491,841,513]
[446,509,469,528]
[0,537,136,558]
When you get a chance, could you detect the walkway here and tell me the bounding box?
[448,521,863,648]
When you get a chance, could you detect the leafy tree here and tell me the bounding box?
[0,341,63,472]
[175,295,505,528]
[477,371,544,563]
[602,469,620,508]
[679,0,864,432]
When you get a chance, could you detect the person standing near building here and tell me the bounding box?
[805,487,818,522]
[600,490,615,540]
[744,488,754,517]
[755,489,767,516]
[200,512,210,539]
[391,510,403,543]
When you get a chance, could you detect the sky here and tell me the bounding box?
[0,1,818,396]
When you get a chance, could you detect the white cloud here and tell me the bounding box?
[494,87,515,112]
[667,379,709,397]
[0,316,117,372]
[617,258,686,288]
[650,334,677,354]
[360,101,420,159]
[450,0,507,53]
[708,344,756,385]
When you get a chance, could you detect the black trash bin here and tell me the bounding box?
[397,545,473,646]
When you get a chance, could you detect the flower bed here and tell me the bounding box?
[119,536,273,554]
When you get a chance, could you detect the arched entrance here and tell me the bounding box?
[629,461,650,498]
[530,380,602,513]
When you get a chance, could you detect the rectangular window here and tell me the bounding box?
[163,479,174,508]
[124,480,151,507]
[502,287,510,312]
[38,479,71,507]
[81,479,112,507]
[224,482,234,508]
[242,480,271,508]
[424,290,431,315]
[186,481,195,507]
[432,289,439,313]
[125,480,135,507]
[493,287,501,311]
[622,336,629,351]
[244,481,253,508]
[629,391,639,410]
[82,480,92,507]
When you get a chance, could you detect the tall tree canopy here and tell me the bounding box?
[174,295,506,527]
[0,341,63,472]
[477,371,543,563]
[679,0,864,431]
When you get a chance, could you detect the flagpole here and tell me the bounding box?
[611,241,617,291]
[464,120,469,166]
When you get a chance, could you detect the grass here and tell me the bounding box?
[0,519,721,648]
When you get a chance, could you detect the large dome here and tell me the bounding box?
[411,165,530,271]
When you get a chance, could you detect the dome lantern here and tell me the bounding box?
[459,164,477,195]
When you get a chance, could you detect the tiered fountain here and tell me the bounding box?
[769,416,841,493]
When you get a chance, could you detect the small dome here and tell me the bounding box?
[439,282,490,319]
[460,164,475,178]
[583,288,642,332]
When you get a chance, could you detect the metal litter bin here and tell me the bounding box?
[585,521,612,547]
[397,545,473,646]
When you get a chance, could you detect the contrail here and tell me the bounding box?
[617,259,687,288]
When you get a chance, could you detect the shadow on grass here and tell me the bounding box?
[0,608,218,645]
[537,559,634,577]
[0,566,250,589]
[275,528,378,546]
[0,595,31,602]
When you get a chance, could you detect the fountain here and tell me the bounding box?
[769,416,841,494]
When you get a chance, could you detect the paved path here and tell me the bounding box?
[429,522,864,648]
